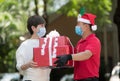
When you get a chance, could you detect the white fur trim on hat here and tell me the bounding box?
[77,17,91,24]
[91,25,97,31]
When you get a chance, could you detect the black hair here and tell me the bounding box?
[89,24,92,31]
[27,15,46,35]
[83,23,93,31]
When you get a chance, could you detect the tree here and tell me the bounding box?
[113,0,120,58]
[56,0,112,28]
[0,0,32,72]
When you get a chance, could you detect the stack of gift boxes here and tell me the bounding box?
[33,36,74,67]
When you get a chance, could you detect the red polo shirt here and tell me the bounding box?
[74,34,101,80]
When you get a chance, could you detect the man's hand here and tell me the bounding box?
[54,54,72,67]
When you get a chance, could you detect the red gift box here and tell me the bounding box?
[39,36,71,47]
[33,36,74,67]
[33,45,73,67]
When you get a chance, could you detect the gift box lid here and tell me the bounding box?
[39,36,72,47]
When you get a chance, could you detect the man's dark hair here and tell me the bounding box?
[89,24,93,31]
[84,23,92,31]
[27,15,46,35]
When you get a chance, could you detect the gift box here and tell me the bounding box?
[33,36,74,67]
[39,36,71,47]
[33,45,73,67]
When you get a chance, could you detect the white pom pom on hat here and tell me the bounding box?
[77,13,97,31]
[91,25,97,31]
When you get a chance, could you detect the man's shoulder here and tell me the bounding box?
[88,36,101,45]
[89,35,100,41]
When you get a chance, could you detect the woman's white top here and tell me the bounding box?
[16,39,51,81]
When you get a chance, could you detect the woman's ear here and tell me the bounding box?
[31,26,36,32]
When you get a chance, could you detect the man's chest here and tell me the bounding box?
[76,41,88,52]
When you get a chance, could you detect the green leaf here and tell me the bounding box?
[0,0,4,2]
[79,7,85,16]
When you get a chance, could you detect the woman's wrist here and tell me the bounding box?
[21,63,30,70]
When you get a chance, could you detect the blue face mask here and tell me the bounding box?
[75,26,83,36]
[37,27,46,37]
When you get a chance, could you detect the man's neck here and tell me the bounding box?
[82,31,93,39]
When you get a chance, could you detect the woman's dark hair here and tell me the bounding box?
[27,15,46,35]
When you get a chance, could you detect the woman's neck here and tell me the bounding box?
[30,34,39,39]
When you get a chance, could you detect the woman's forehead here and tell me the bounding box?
[38,24,45,26]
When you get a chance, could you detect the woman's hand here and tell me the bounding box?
[28,61,38,68]
[21,61,38,70]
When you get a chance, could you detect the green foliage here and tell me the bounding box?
[0,0,31,72]
[58,0,112,27]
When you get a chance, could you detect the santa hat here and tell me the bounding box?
[77,13,97,31]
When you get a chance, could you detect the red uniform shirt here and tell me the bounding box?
[74,34,101,80]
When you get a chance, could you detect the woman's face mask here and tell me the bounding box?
[75,25,83,36]
[37,27,46,37]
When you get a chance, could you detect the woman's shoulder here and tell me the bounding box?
[17,39,30,49]
[21,39,34,45]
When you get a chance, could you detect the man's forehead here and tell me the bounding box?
[77,21,88,25]
[77,22,84,25]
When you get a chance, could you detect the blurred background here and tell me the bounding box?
[0,0,119,81]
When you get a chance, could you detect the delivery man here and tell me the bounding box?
[55,13,101,81]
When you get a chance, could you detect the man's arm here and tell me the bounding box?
[54,50,92,67]
[72,50,92,61]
